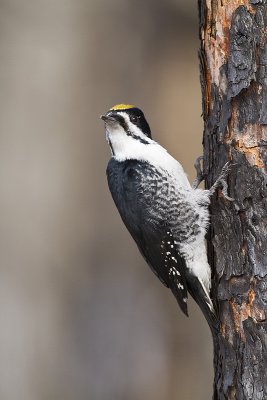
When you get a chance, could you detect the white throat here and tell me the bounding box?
[107,124,154,160]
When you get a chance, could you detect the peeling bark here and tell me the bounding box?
[199,1,267,399]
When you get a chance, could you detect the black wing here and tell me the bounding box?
[107,158,189,315]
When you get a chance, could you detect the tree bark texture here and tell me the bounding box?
[199,1,267,399]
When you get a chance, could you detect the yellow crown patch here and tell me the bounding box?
[110,104,135,111]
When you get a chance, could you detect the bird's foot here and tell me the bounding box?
[192,156,205,189]
[209,161,234,201]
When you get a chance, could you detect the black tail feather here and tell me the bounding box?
[185,274,219,331]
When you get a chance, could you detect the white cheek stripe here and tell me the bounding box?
[119,112,151,143]
[106,119,191,190]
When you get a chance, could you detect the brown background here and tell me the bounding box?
[0,1,212,399]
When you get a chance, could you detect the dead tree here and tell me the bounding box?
[198,1,267,399]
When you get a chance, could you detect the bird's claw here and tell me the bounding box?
[192,156,205,189]
[210,161,235,201]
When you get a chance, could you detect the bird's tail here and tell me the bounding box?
[185,273,219,331]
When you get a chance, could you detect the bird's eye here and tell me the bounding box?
[130,115,139,123]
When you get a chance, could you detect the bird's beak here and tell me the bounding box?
[100,114,117,123]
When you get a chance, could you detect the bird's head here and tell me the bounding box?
[101,104,153,158]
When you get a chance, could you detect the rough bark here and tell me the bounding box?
[199,1,267,399]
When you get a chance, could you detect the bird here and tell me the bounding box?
[101,104,231,328]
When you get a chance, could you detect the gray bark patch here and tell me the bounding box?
[228,6,257,99]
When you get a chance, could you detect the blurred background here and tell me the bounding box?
[0,1,213,399]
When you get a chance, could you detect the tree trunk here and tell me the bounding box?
[198,1,267,399]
